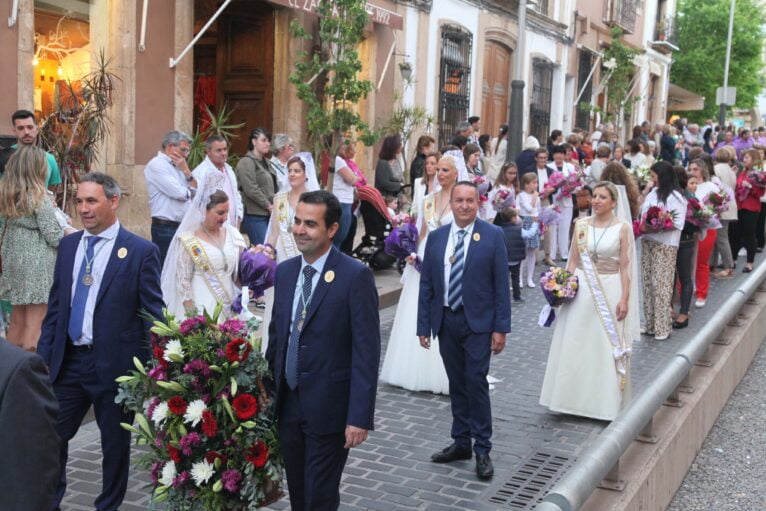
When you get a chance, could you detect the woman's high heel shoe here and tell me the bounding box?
[672,318,689,329]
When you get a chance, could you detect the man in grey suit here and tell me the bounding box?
[0,338,60,510]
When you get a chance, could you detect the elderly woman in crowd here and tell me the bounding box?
[269,133,296,193]
[688,158,722,307]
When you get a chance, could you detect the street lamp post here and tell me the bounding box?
[506,0,532,163]
[719,0,735,127]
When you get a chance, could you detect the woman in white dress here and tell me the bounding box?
[380,153,456,394]
[260,154,320,350]
[162,171,248,319]
[539,181,638,420]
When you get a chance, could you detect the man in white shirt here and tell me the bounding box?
[192,135,244,228]
[143,130,196,265]
[533,147,556,266]
[547,145,576,261]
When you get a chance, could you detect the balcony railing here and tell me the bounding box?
[604,0,639,34]
[654,16,678,45]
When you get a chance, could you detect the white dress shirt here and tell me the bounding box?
[70,221,120,345]
[290,246,331,335]
[192,156,244,226]
[270,156,290,193]
[144,152,194,222]
[442,220,476,304]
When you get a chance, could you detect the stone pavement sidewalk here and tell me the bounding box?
[61,256,766,510]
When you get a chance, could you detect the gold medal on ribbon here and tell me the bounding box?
[118,247,128,259]
[324,270,335,283]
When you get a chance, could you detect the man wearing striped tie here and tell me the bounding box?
[417,180,511,479]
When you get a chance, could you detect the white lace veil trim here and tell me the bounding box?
[161,169,229,317]
[263,151,320,248]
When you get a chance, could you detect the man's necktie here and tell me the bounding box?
[447,230,467,311]
[286,265,317,390]
[68,236,102,343]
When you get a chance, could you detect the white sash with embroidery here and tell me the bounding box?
[180,233,232,308]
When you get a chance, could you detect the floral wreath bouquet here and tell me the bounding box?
[637,205,676,234]
[630,165,651,187]
[538,205,562,233]
[472,174,491,202]
[686,197,722,229]
[736,167,766,202]
[705,190,731,214]
[538,267,579,327]
[546,170,566,191]
[557,173,584,199]
[231,245,277,317]
[491,188,515,212]
[116,307,283,510]
[384,214,421,272]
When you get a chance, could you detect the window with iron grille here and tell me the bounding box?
[529,59,553,145]
[575,51,593,130]
[437,26,472,148]
[604,0,639,34]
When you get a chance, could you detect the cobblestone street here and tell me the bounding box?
[62,255,765,510]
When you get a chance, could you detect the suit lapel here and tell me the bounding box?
[464,220,482,271]
[301,248,340,332]
[96,227,129,306]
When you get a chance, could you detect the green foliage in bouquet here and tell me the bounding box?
[115,305,282,510]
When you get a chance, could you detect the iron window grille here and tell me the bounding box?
[529,58,553,146]
[575,51,593,130]
[604,0,639,34]
[437,26,472,148]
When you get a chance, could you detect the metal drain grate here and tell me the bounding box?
[489,451,574,509]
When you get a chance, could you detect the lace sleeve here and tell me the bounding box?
[176,240,195,303]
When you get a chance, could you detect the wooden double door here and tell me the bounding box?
[195,0,274,156]
[481,41,512,137]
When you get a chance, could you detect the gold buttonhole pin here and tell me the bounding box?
[473,233,481,242]
[118,247,128,259]
[324,270,335,283]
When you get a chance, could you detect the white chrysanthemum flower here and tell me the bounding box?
[151,402,169,427]
[159,461,176,486]
[183,399,207,427]
[191,459,215,486]
[163,340,184,362]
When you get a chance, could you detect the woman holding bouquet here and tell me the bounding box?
[640,162,687,341]
[730,149,765,273]
[162,174,248,319]
[711,148,737,278]
[540,181,638,420]
[260,154,320,350]
[688,159,721,306]
[380,153,454,394]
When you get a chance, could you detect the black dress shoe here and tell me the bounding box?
[431,443,473,463]
[672,318,689,329]
[744,266,753,273]
[475,453,494,479]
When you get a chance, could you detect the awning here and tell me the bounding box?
[266,0,403,30]
[667,83,705,111]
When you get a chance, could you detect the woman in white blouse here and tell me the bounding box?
[688,159,721,307]
[711,148,738,278]
[639,161,688,341]
[333,141,365,249]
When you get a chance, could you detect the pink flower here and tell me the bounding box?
[148,367,167,381]
[221,468,242,493]
[179,316,205,335]
[219,318,246,335]
[179,432,202,456]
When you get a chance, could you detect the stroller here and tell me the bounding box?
[351,185,398,270]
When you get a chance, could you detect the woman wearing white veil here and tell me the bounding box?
[539,181,638,421]
[259,153,319,351]
[161,169,248,319]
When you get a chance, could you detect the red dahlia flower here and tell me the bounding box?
[232,394,258,420]
[224,338,252,363]
[201,410,218,437]
[245,441,269,468]
[167,444,181,463]
[167,396,188,415]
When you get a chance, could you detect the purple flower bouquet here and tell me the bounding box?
[384,221,422,272]
[538,267,578,327]
[539,205,562,232]
[491,188,515,212]
[231,250,277,313]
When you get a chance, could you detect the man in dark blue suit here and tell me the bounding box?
[37,172,164,511]
[266,190,380,510]
[418,181,511,479]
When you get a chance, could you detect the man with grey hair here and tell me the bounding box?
[143,130,196,265]
[269,133,295,192]
[192,134,243,228]
[38,172,164,511]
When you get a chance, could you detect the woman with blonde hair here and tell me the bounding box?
[0,145,63,350]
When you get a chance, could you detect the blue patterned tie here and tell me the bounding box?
[448,230,467,311]
[68,236,102,343]
[285,265,317,390]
